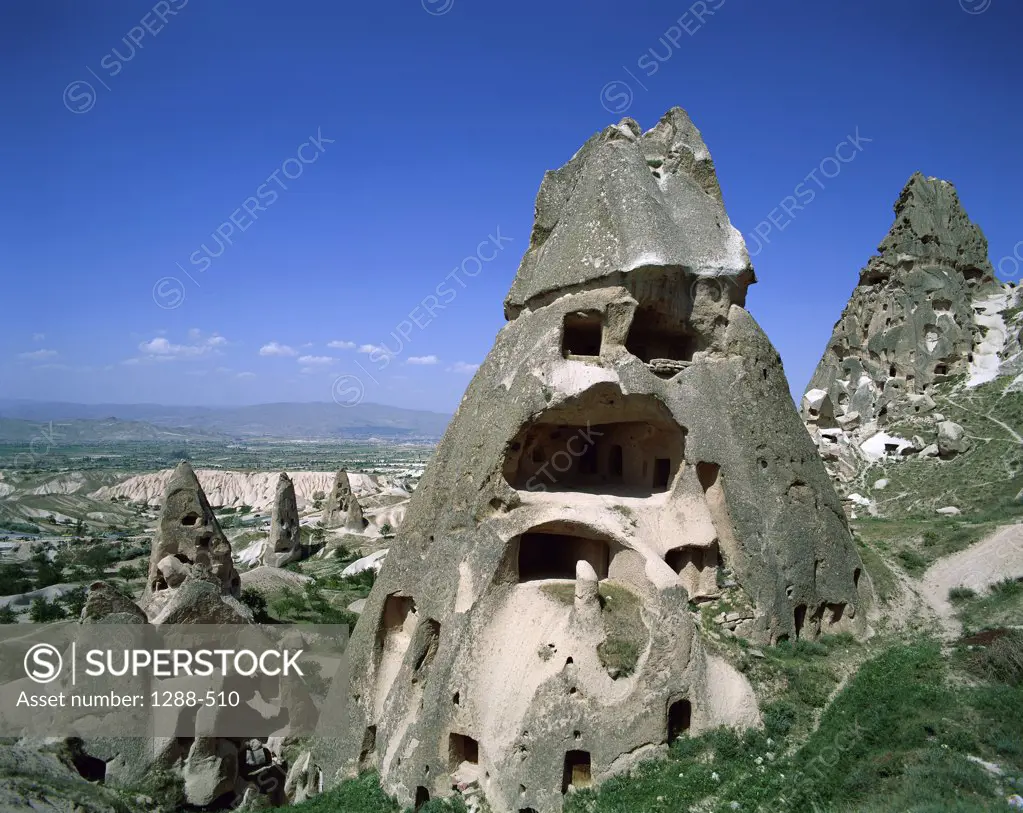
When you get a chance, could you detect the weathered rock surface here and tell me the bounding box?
[317,107,870,813]
[936,420,971,458]
[345,491,367,532]
[321,470,354,529]
[141,461,240,617]
[0,739,145,812]
[262,472,305,567]
[802,173,1019,484]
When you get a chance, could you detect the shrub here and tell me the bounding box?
[0,563,31,596]
[240,588,271,622]
[949,586,977,603]
[989,578,1022,598]
[0,606,16,624]
[597,637,640,678]
[967,631,1023,686]
[29,597,68,623]
[897,548,928,574]
[59,587,87,618]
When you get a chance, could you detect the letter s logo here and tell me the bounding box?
[25,643,63,684]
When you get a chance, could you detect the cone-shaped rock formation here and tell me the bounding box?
[263,472,304,567]
[322,470,353,529]
[345,491,367,532]
[319,108,871,812]
[802,173,1018,482]
[142,461,240,616]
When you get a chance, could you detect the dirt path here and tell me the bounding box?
[919,522,1023,637]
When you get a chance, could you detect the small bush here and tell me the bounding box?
[58,587,87,618]
[897,548,928,574]
[967,631,1023,686]
[989,578,1022,598]
[240,588,271,622]
[949,586,977,603]
[29,597,67,623]
[597,637,640,678]
[0,606,17,624]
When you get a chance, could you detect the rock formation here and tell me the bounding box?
[141,461,240,616]
[317,108,871,812]
[345,490,367,532]
[802,173,1021,486]
[74,570,314,807]
[262,472,304,567]
[321,470,354,529]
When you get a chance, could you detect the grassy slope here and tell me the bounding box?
[867,374,1023,516]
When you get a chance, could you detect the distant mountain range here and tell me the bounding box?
[0,400,453,442]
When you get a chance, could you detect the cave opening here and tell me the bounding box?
[503,385,685,496]
[562,311,603,358]
[516,528,613,581]
[562,750,592,793]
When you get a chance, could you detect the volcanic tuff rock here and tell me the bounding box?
[321,469,354,529]
[802,173,1019,484]
[141,461,240,617]
[317,107,871,813]
[345,490,367,532]
[262,472,305,567]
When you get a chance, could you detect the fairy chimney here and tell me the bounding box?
[317,108,872,812]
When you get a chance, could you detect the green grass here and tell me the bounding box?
[857,540,901,602]
[852,509,1022,580]
[541,580,647,678]
[288,771,469,813]
[288,771,399,812]
[954,577,1023,632]
[868,375,1023,517]
[564,641,1020,813]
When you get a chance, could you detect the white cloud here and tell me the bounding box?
[358,343,396,360]
[259,342,297,357]
[327,340,355,350]
[297,355,335,366]
[125,332,227,365]
[138,333,226,358]
[18,349,58,361]
[237,371,256,379]
[32,333,45,342]
[407,355,439,365]
[449,361,479,374]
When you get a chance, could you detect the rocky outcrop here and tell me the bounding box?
[262,472,304,567]
[345,491,367,532]
[317,107,870,813]
[141,461,240,617]
[802,173,1019,485]
[321,470,353,529]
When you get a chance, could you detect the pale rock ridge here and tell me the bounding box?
[317,108,870,813]
[91,469,392,510]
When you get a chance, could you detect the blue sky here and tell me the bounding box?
[2,0,1021,413]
